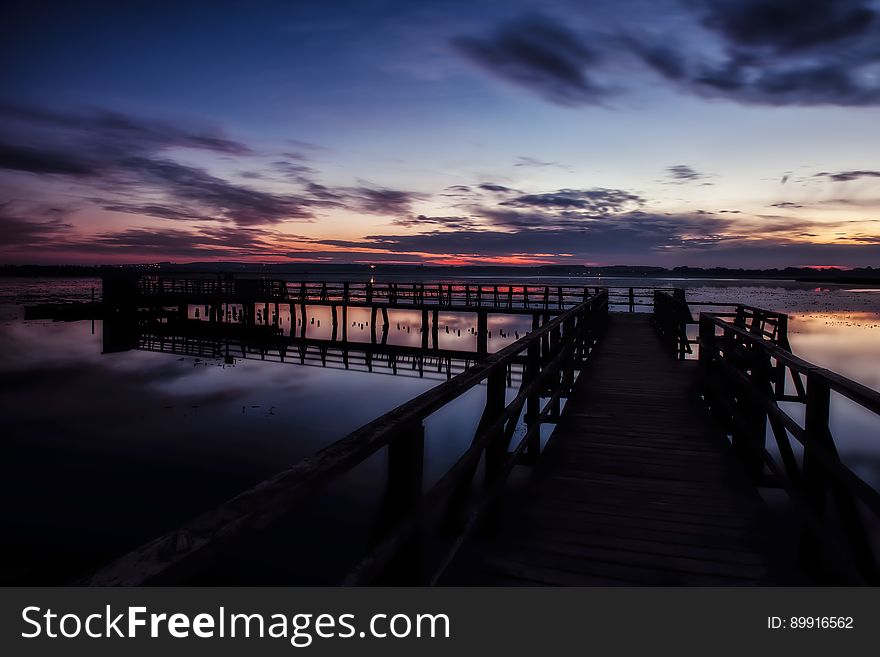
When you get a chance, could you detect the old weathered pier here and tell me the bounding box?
[86,274,880,586]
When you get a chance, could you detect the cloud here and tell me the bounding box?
[117,158,316,225]
[459,2,880,107]
[452,14,610,106]
[318,210,735,259]
[665,164,710,183]
[315,209,880,267]
[816,169,880,182]
[270,158,319,184]
[82,226,283,257]
[0,103,249,157]
[393,214,479,230]
[0,143,98,176]
[513,156,572,170]
[500,188,643,214]
[478,182,515,193]
[695,0,876,53]
[344,185,423,215]
[635,0,880,106]
[770,201,804,209]
[100,203,211,222]
[0,104,432,227]
[0,203,73,247]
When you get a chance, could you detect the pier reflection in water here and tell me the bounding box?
[6,290,567,584]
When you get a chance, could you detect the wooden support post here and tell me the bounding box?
[477,310,488,356]
[549,325,562,418]
[341,304,347,342]
[800,371,831,575]
[370,306,378,344]
[628,287,635,312]
[483,367,507,532]
[330,304,338,342]
[773,314,789,395]
[525,340,541,462]
[698,314,713,399]
[378,422,424,583]
[299,303,306,338]
[431,309,439,350]
[421,309,429,349]
[741,347,769,484]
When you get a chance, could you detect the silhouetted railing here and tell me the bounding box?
[653,290,791,361]
[135,276,598,312]
[85,290,609,585]
[607,286,675,312]
[699,311,880,584]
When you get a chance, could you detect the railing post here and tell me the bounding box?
[525,340,541,462]
[628,287,634,313]
[698,314,716,410]
[379,422,425,583]
[800,371,831,575]
[476,310,488,356]
[801,371,877,583]
[773,313,789,394]
[483,367,507,532]
[421,308,429,350]
[743,344,770,484]
[561,316,576,392]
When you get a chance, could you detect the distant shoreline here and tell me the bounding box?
[1,263,878,285]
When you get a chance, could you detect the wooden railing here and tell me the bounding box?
[135,277,597,312]
[608,286,675,312]
[653,289,695,359]
[698,311,880,584]
[653,291,792,361]
[85,289,609,585]
[134,275,685,314]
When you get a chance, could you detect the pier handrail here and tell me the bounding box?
[136,276,598,312]
[134,274,677,313]
[698,311,880,584]
[653,290,791,360]
[85,289,609,585]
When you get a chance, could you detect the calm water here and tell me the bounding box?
[1,276,879,583]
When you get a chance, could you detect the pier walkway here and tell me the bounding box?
[444,313,789,585]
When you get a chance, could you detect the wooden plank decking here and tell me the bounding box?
[445,313,795,586]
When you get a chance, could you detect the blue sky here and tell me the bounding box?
[2,0,880,266]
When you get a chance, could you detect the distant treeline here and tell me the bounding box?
[2,262,878,283]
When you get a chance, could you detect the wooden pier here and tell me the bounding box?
[82,276,880,586]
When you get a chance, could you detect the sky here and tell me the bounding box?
[2,0,880,268]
